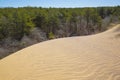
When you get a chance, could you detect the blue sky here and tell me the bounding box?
[0,0,120,8]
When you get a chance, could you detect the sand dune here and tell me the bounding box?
[0,24,120,80]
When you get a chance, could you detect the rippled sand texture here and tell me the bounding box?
[0,24,120,80]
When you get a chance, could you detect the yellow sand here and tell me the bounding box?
[0,24,120,80]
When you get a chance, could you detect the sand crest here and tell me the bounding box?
[0,24,120,80]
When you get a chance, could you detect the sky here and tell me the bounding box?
[0,0,120,8]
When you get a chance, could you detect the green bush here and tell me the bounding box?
[48,32,55,39]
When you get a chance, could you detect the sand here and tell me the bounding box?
[0,24,120,80]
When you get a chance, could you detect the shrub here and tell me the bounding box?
[48,32,55,39]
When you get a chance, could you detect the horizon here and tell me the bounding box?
[0,0,120,8]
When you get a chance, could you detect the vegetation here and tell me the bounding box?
[48,32,55,39]
[0,6,120,59]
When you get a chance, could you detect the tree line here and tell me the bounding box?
[0,6,120,59]
[0,6,120,40]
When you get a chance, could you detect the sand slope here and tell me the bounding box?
[0,24,120,80]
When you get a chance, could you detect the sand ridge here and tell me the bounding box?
[0,24,120,80]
